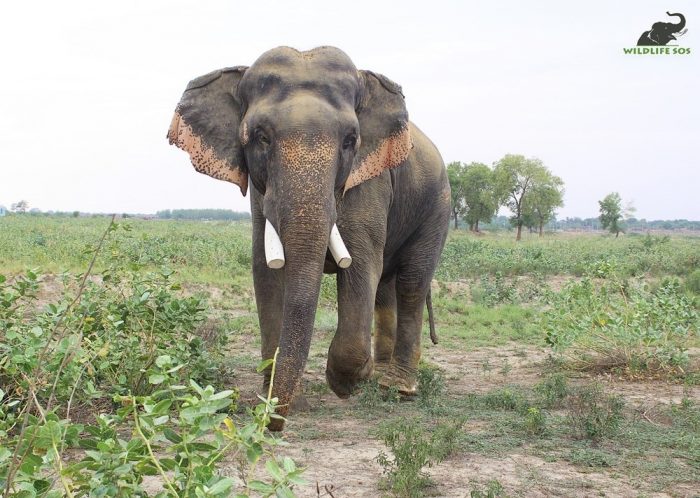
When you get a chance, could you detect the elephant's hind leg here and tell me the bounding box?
[373,273,397,378]
[378,225,446,395]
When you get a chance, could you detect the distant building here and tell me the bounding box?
[0,205,6,217]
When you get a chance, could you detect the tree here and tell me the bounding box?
[598,192,624,237]
[446,161,468,229]
[462,163,497,232]
[11,200,29,213]
[493,155,549,241]
[523,172,564,237]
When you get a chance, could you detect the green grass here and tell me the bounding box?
[3,216,699,285]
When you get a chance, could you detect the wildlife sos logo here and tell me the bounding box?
[624,11,690,55]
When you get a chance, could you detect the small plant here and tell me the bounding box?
[357,379,400,410]
[470,479,506,498]
[686,269,700,295]
[566,384,624,441]
[376,418,463,498]
[480,388,527,412]
[567,447,619,468]
[417,363,446,410]
[534,373,568,408]
[471,272,518,307]
[523,407,546,435]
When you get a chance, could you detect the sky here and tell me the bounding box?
[0,0,698,220]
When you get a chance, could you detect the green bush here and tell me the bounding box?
[686,269,700,295]
[376,418,463,498]
[0,220,304,496]
[534,373,568,408]
[543,277,699,374]
[566,384,624,441]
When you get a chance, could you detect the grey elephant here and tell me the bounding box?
[637,12,686,46]
[167,46,451,430]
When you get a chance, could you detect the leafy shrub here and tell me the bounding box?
[566,384,624,441]
[376,418,463,498]
[0,219,304,496]
[357,379,401,410]
[480,388,527,412]
[534,373,568,408]
[470,480,506,498]
[523,407,546,435]
[471,273,517,307]
[543,277,699,374]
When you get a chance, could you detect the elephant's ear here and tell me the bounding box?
[167,66,249,196]
[344,70,413,192]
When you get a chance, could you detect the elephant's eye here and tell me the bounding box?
[342,134,357,151]
[255,128,270,146]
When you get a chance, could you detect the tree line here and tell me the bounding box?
[448,154,564,240]
[155,209,251,221]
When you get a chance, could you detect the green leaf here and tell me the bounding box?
[207,478,235,495]
[155,355,172,368]
[246,442,263,464]
[266,458,284,482]
[256,358,274,373]
[149,373,166,385]
[248,481,274,493]
[163,428,182,443]
[275,485,296,498]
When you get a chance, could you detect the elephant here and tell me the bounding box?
[167,46,451,430]
[637,12,686,46]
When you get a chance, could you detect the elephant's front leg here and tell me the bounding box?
[326,253,382,398]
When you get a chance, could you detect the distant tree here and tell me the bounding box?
[494,155,550,241]
[155,209,251,221]
[462,162,497,232]
[11,200,29,213]
[598,192,624,237]
[446,161,468,229]
[72,211,80,218]
[523,172,565,237]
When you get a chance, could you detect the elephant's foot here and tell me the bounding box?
[326,355,374,398]
[373,360,391,380]
[377,363,417,396]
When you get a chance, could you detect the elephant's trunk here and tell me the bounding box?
[267,207,331,431]
[666,12,686,32]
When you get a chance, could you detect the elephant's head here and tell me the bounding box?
[648,12,686,45]
[167,46,411,429]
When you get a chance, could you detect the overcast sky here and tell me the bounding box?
[1,0,698,219]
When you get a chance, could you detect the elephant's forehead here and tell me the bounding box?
[240,46,360,107]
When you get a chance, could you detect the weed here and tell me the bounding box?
[480,388,527,412]
[470,479,506,498]
[357,379,401,411]
[376,418,464,498]
[524,407,546,435]
[417,363,446,410]
[566,447,619,467]
[534,373,568,408]
[566,384,624,441]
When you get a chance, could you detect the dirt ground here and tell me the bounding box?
[222,326,700,498]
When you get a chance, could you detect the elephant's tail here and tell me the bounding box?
[426,289,438,345]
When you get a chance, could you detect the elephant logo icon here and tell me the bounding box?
[637,12,687,46]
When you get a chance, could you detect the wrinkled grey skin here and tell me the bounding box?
[637,12,686,46]
[168,47,450,430]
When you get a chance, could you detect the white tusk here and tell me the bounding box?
[264,219,285,269]
[329,224,352,269]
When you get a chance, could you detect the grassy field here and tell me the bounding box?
[1,215,699,497]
